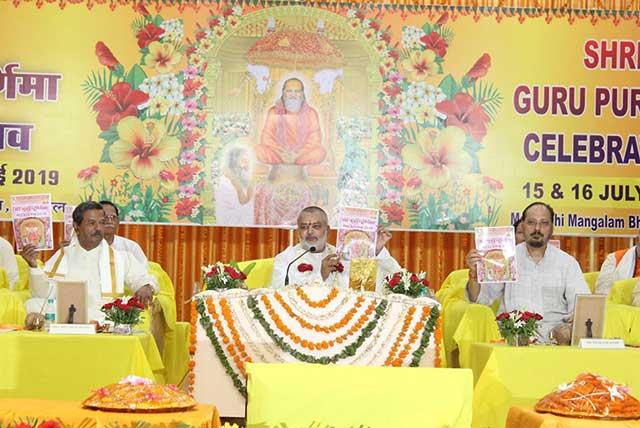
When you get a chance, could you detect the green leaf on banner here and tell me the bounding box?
[125,64,147,89]
[144,185,154,206]
[439,74,459,99]
[421,23,432,34]
[98,125,119,163]
[100,142,114,163]
[153,15,164,27]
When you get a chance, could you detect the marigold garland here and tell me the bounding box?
[187,301,198,395]
[295,286,340,308]
[273,291,365,334]
[409,305,441,367]
[384,306,434,367]
[196,298,247,397]
[248,295,389,365]
[219,298,253,376]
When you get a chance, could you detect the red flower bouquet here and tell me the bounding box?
[383,269,433,298]
[202,261,254,290]
[100,296,145,326]
[496,310,543,346]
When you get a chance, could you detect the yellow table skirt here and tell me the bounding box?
[469,343,640,428]
[0,399,220,428]
[0,331,164,400]
[507,405,640,428]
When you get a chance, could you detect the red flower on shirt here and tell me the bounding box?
[297,263,313,273]
[335,262,344,273]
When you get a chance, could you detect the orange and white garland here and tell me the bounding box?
[191,281,441,396]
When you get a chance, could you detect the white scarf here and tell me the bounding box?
[45,239,125,297]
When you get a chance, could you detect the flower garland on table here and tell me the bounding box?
[187,302,198,395]
[196,298,247,397]
[193,286,442,397]
[295,286,340,308]
[248,295,388,365]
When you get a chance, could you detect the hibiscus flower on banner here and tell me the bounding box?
[373,11,503,229]
[80,10,206,223]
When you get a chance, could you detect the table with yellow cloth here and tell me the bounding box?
[469,343,640,428]
[506,405,640,428]
[0,399,220,428]
[0,331,164,400]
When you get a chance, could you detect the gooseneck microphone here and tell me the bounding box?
[284,246,316,286]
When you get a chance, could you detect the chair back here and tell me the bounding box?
[583,271,599,294]
[608,278,639,305]
[238,258,274,289]
[246,363,473,428]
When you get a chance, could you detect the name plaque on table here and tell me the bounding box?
[49,323,96,335]
[579,338,624,349]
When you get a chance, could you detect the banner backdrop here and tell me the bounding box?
[1,3,639,235]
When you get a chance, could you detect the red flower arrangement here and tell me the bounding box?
[383,269,433,298]
[100,296,145,326]
[92,82,149,131]
[202,262,254,290]
[496,310,543,345]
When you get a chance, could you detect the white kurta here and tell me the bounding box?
[0,237,18,289]
[214,175,254,226]
[595,246,639,295]
[26,240,158,321]
[112,235,148,266]
[471,243,590,342]
[270,243,401,293]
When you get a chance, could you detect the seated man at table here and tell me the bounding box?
[22,201,158,321]
[0,236,19,288]
[595,232,639,296]
[465,202,590,344]
[100,200,148,265]
[269,206,401,292]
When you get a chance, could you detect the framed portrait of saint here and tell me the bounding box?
[571,294,606,346]
[55,280,88,324]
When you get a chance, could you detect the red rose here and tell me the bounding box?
[436,92,491,142]
[496,312,509,321]
[297,263,313,273]
[420,31,448,58]
[38,420,61,428]
[535,313,543,321]
[335,262,344,273]
[95,41,120,71]
[102,303,113,310]
[422,278,430,287]
[137,23,165,49]
[410,273,419,283]
[93,82,148,131]
[465,53,491,82]
[388,274,401,288]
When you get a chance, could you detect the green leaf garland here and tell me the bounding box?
[409,305,440,367]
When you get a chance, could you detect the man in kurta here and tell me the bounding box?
[255,78,326,166]
[465,202,590,344]
[100,200,149,265]
[23,201,157,321]
[595,238,639,296]
[269,206,400,292]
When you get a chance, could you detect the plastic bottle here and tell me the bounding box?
[44,298,56,330]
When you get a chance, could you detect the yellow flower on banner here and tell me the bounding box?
[402,49,437,82]
[110,117,180,179]
[146,41,181,73]
[148,97,170,116]
[401,127,471,189]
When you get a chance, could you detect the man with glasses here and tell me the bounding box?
[269,206,400,291]
[465,202,590,344]
[100,200,148,265]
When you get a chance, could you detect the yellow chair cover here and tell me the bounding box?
[0,256,32,325]
[583,271,599,294]
[246,363,473,428]
[603,277,640,345]
[237,258,274,289]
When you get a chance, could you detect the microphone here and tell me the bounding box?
[284,246,316,286]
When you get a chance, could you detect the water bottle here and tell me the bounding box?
[44,298,56,330]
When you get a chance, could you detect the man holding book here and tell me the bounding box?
[465,202,590,344]
[269,206,400,292]
[22,201,158,322]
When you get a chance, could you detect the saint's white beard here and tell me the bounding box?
[284,97,303,113]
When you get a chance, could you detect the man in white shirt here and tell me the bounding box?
[269,206,401,292]
[22,201,158,321]
[100,200,148,265]
[595,240,639,296]
[466,202,590,344]
[0,236,19,289]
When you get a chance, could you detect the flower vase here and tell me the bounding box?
[506,334,530,347]
[113,323,133,335]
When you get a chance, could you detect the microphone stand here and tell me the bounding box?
[284,246,316,286]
